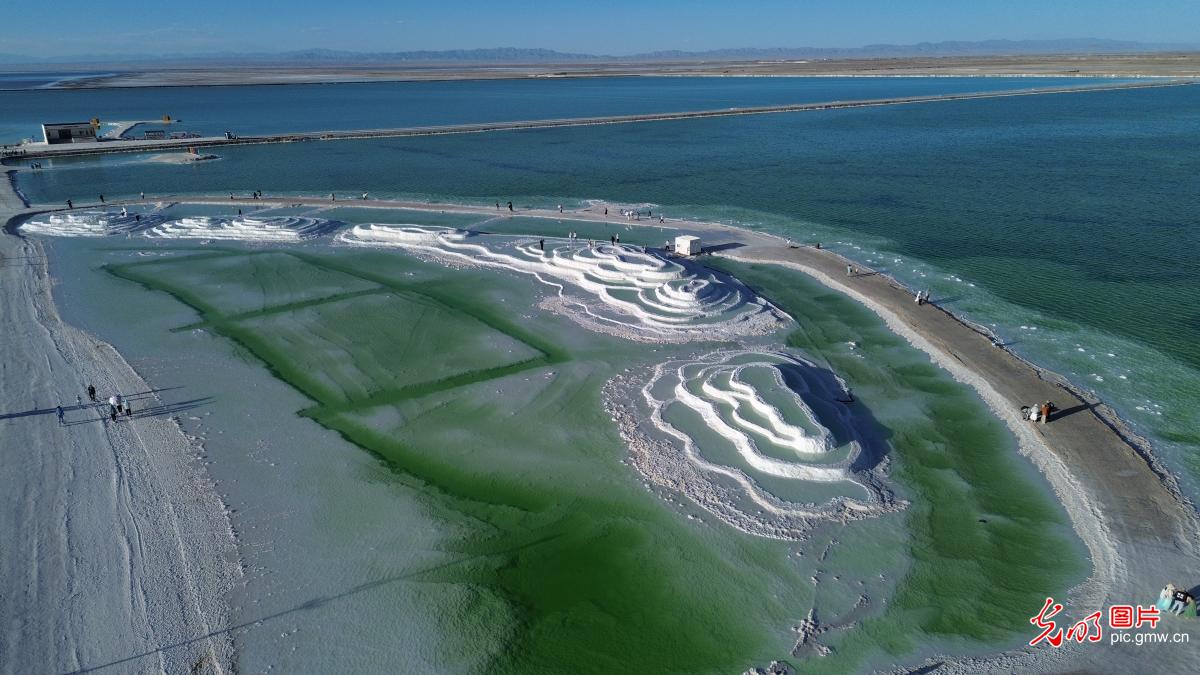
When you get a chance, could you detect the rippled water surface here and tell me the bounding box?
[0,74,1126,143]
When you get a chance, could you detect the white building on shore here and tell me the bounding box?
[674,235,701,256]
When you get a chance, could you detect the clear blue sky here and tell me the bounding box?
[2,0,1196,56]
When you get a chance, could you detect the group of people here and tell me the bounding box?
[914,289,932,305]
[57,383,134,426]
[1159,583,1197,616]
[28,162,44,170]
[1022,400,1057,424]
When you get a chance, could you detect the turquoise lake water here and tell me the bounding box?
[0,75,1127,143]
[9,77,1200,499]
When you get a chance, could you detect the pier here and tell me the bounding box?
[3,78,1194,160]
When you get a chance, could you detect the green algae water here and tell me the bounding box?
[35,211,1086,672]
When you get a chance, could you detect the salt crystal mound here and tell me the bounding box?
[611,350,900,540]
[145,216,341,242]
[19,210,165,237]
[338,224,785,342]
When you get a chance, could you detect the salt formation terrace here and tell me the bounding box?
[607,350,900,540]
[145,216,341,242]
[19,210,165,237]
[338,224,785,341]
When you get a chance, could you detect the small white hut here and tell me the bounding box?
[674,235,701,256]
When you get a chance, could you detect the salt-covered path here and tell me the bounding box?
[0,174,239,674]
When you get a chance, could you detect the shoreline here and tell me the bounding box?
[10,191,1200,669]
[0,178,242,671]
[7,52,1200,89]
[0,72,1175,93]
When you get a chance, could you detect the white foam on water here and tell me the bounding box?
[338,224,787,342]
[607,350,901,540]
[20,210,165,237]
[145,216,341,242]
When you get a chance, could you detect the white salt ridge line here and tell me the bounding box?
[700,363,836,456]
[19,210,165,237]
[338,224,784,340]
[661,353,858,485]
[145,216,340,241]
[627,350,896,539]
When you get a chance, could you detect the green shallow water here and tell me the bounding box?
[51,218,1087,672]
[713,260,1087,670]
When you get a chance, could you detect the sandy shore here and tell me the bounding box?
[0,176,241,673]
[11,189,1200,669]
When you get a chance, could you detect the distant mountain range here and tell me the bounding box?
[1,39,1196,67]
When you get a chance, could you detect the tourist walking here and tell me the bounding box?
[110,406,118,422]
[507,201,513,212]
[87,384,96,402]
[1171,587,1194,614]
[66,199,73,209]
[56,406,65,425]
[99,194,105,204]
[847,264,854,277]
[539,239,544,251]
[1039,401,1051,424]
